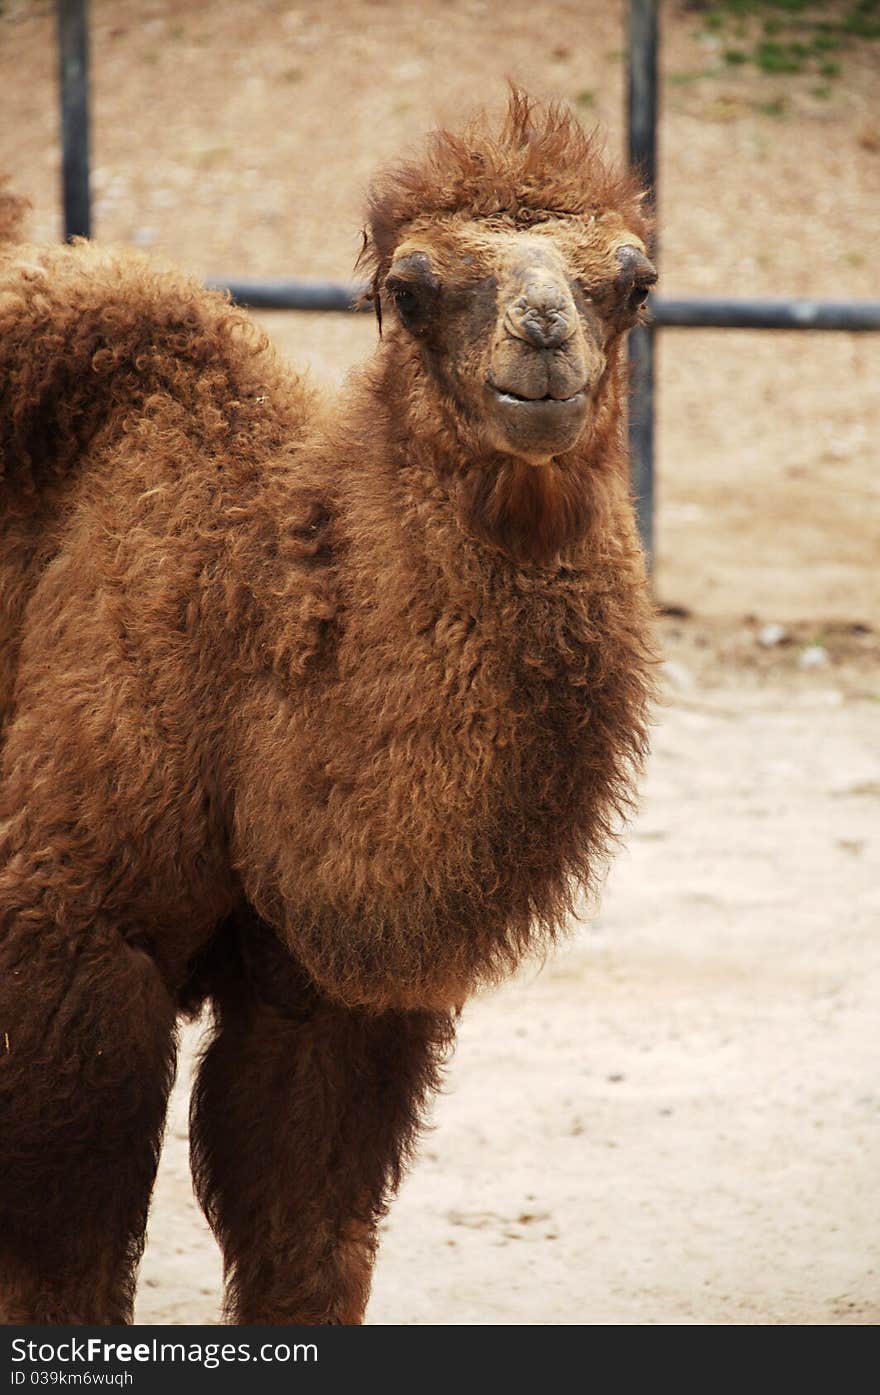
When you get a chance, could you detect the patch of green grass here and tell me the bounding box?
[666,70,711,86]
[843,5,880,39]
[687,0,880,88]
[575,88,595,107]
[755,40,804,72]
[753,95,789,117]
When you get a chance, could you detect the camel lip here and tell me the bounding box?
[487,382,587,408]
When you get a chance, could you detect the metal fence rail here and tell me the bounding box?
[205,279,367,312]
[651,298,880,332]
[57,0,90,240]
[56,0,878,566]
[626,0,658,566]
[210,279,880,333]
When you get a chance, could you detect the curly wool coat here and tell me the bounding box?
[0,136,653,1015]
[0,95,655,1322]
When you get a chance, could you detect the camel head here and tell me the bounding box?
[358,91,655,562]
[379,216,655,467]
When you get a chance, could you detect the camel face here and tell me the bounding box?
[384,216,656,464]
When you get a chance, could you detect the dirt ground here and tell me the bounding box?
[2,0,878,1325]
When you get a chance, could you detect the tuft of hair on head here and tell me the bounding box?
[355,84,652,301]
[0,180,30,246]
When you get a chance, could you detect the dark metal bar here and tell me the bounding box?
[208,278,369,312]
[209,278,880,333]
[628,323,654,570]
[627,0,659,197]
[651,297,880,332]
[56,0,90,241]
[627,0,659,566]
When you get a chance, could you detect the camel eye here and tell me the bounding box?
[386,280,427,331]
[385,254,441,334]
[628,283,651,312]
[393,287,418,316]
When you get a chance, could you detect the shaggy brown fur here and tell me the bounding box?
[0,92,655,1323]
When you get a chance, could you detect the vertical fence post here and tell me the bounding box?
[57,0,91,240]
[627,0,658,570]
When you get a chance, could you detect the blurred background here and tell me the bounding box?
[2,0,877,1324]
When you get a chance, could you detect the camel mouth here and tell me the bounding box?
[484,381,589,463]
[488,384,586,408]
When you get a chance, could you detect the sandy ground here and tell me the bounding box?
[2,0,878,1325]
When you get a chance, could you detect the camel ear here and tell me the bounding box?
[371,275,383,336]
[616,244,657,288]
[353,275,383,336]
[354,228,383,336]
[614,244,657,322]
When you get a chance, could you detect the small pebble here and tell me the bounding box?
[799,644,829,670]
[758,623,788,647]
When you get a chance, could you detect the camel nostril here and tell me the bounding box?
[507,303,574,352]
[525,313,571,351]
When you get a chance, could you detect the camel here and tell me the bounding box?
[0,92,656,1324]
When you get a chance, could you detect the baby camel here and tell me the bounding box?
[0,92,656,1324]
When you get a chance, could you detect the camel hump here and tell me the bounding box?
[0,238,299,499]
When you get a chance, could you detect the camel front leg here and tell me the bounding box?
[190,911,454,1324]
[0,880,178,1324]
